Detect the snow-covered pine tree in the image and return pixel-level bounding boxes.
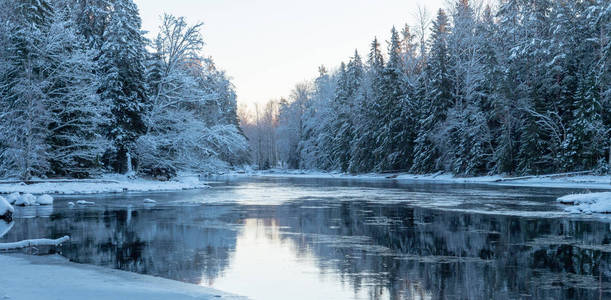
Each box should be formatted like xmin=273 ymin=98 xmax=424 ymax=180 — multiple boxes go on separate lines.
xmin=71 ymin=0 xmax=112 ymax=48
xmin=374 ymin=27 xmax=410 ymax=172
xmin=349 ymin=37 xmax=383 ymax=173
xmin=441 ymin=0 xmax=493 ymax=175
xmin=98 ymin=0 xmax=148 ymax=173
xmin=411 ymin=9 xmax=452 ymax=174
xmin=514 ymin=0 xmax=558 ymax=175
xmin=332 ymin=51 xmax=363 ymax=172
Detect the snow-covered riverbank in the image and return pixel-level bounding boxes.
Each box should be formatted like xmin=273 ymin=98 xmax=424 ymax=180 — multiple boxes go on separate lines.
xmin=226 ymin=169 xmax=611 ymax=190
xmin=557 ymin=192 xmax=611 ymax=214
xmin=0 ymin=174 xmax=210 ymax=195
xmin=0 ymin=254 xmax=243 ymax=300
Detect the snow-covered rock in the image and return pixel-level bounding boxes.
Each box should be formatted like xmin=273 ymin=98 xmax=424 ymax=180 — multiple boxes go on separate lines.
xmin=14 ymin=193 xmax=37 ymax=206
xmin=6 ymin=192 xmax=20 ymax=204
xmin=557 ymin=192 xmax=611 ymax=214
xmin=76 ymin=200 xmax=95 ymax=206
xmin=0 ymin=196 xmax=14 ymax=222
xmin=37 ymin=194 xmax=54 ymax=205
xmin=67 ymin=202 xmax=75 ymax=207
xmin=143 ymin=198 xmax=156 ymax=204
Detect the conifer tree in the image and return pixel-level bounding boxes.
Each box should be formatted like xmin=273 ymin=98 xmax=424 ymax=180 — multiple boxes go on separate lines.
xmin=411 ymin=9 xmax=452 ymax=173
xmin=99 ymin=0 xmax=148 ymax=173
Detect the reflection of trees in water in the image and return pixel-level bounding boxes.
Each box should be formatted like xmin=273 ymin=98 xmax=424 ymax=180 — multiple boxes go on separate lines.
xmin=1 ymin=205 xmax=240 ymax=284
xmin=269 ymin=201 xmax=611 ymax=299
xmin=1 ymin=196 xmax=610 ymax=299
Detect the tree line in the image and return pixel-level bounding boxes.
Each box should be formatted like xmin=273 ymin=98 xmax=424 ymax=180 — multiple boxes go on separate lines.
xmin=243 ymin=0 xmax=610 ymax=176
xmin=0 ymin=0 xmax=248 ymax=180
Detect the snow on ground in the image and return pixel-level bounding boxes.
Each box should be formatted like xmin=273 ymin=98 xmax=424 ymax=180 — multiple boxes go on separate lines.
xmin=557 ymin=192 xmax=611 ymax=214
xmin=0 ymin=254 xmax=244 ymax=300
xmin=226 ymin=169 xmax=611 ymax=190
xmin=0 ymin=173 xmax=210 ymax=195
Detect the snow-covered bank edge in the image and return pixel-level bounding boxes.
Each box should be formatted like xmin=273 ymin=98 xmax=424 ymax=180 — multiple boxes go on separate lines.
xmin=557 ymin=192 xmax=611 ymax=214
xmin=0 ymin=254 xmax=244 ymax=300
xmin=221 ymin=169 xmax=611 ymax=190
xmin=0 ymin=173 xmax=211 ymax=195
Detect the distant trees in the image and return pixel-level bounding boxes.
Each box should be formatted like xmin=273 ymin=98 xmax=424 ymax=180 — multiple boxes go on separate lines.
xmin=247 ymin=0 xmax=610 ymax=175
xmin=0 ymin=0 xmax=247 ymax=180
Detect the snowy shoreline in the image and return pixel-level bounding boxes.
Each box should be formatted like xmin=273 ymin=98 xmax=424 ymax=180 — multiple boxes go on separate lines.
xmin=0 ymin=173 xmax=210 ymax=195
xmin=1 ymin=170 xmax=609 ymax=196
xmin=225 ymin=169 xmax=611 ymax=190
xmin=557 ymin=192 xmax=611 ymax=214
xmin=0 ymin=254 xmax=244 ymax=300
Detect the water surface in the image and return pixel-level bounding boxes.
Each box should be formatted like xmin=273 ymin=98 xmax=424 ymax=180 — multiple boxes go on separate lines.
xmin=2 ymin=177 xmax=610 ymax=299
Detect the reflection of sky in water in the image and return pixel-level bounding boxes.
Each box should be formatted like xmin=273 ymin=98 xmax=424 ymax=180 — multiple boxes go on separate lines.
xmin=205 ymin=218 xmax=389 ymax=300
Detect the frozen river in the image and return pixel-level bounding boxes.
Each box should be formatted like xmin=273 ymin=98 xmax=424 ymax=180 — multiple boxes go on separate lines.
xmin=2 ymin=177 xmax=611 ymax=299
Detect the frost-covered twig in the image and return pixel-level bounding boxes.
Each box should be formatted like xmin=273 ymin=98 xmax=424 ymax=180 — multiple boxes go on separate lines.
xmin=0 ymin=236 xmax=70 ymax=250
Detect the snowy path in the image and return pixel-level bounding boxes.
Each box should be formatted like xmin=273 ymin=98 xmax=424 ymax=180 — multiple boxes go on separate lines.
xmin=0 ymin=254 xmax=244 ymax=300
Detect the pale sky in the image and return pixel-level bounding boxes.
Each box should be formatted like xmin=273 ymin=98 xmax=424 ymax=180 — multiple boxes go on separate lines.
xmin=133 ymin=0 xmax=448 ymax=106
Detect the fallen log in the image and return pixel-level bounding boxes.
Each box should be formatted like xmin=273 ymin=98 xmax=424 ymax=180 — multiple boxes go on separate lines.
xmin=494 ymin=170 xmax=595 ymax=182
xmin=0 ymin=236 xmax=70 ymax=251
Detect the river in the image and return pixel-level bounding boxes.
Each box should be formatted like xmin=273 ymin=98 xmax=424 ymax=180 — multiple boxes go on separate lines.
xmin=2 ymin=177 xmax=610 ymax=299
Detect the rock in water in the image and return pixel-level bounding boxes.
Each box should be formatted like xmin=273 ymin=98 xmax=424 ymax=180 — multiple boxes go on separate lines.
xmin=6 ymin=193 xmax=20 ymax=205
xmin=0 ymin=196 xmax=13 ymax=223
xmin=15 ymin=193 xmax=37 ymax=206
xmin=143 ymin=198 xmax=157 ymax=204
xmin=37 ymin=194 xmax=54 ymax=205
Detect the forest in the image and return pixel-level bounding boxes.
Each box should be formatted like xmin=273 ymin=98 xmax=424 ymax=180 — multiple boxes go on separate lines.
xmin=0 ymin=0 xmax=249 ymax=180
xmin=242 ymin=0 xmax=610 ymax=176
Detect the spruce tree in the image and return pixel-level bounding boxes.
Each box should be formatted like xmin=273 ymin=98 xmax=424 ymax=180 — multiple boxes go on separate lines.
xmin=99 ymin=0 xmax=148 ymax=173
xmin=374 ymin=27 xmax=410 ymax=171
xmin=349 ymin=38 xmax=383 ymax=173
xmin=411 ymin=9 xmax=452 ymax=174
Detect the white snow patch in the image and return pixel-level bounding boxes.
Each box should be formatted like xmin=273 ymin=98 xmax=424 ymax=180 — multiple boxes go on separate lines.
xmin=36 ymin=194 xmax=54 ymax=205
xmin=557 ymin=192 xmax=611 ymax=214
xmin=0 ymin=254 xmax=243 ymax=300
xmin=143 ymin=198 xmax=157 ymax=204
